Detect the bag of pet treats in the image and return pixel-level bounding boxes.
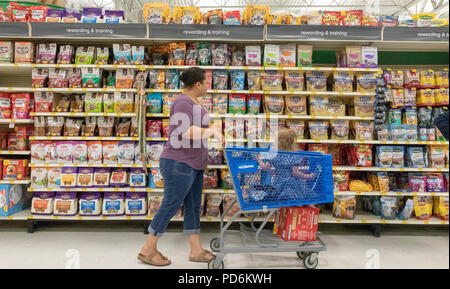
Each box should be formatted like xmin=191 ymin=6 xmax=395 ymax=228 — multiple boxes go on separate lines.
xmin=297 ymin=45 xmax=313 ymax=67
xmin=72 ymin=141 xmax=88 ymax=165
xmin=77 ymin=167 xmax=94 ymax=188
xmin=103 ymin=192 xmax=125 ymax=216
xmin=380 ymin=196 xmax=399 ymax=220
xmin=93 ymin=168 xmax=110 ymax=187
xmin=332 ymin=196 xmax=356 ymax=219
xmin=230 ymin=70 xmax=245 ymax=90
xmin=118 ymin=141 xmax=135 ymax=164
xmin=125 ymin=192 xmax=147 ymax=216
xmin=206 ymin=194 xmax=222 ymax=218
xmin=79 ymin=192 xmax=102 ymax=217
xmin=212 ymin=94 xmax=228 ymax=114
xmin=149 ymin=168 xmax=164 ymax=188
xmin=103 ymin=141 xmax=119 ymax=165
xmin=110 ymin=168 xmax=128 ymax=187
xmin=129 ymin=168 xmax=146 ymax=188
xmin=30 ymin=167 xmax=47 ymax=190
xmin=246 ymin=94 xmax=262 ymax=115
xmin=414 ymin=196 xmax=433 ymax=220
xmin=56 ymin=141 xmax=74 ymax=164
xmin=31 ymin=192 xmax=55 ymax=216
xmin=228 ymin=94 xmax=246 ymax=114
xmin=212 ymin=70 xmax=228 ymax=90
xmin=147 ymin=193 xmax=164 ymax=217
xmin=207 ymin=142 xmax=223 ymax=166
xmin=31 ymin=141 xmax=46 ymax=164
xmin=60 ymin=167 xmax=77 ymax=188
xmin=279 ymin=44 xmax=296 ymax=67
xmin=37 ymin=43 xmax=57 ymax=64
xmin=47 ymin=167 xmax=61 ymax=190
xmin=0 ymin=42 xmax=13 ymax=63
xmin=162 ymin=94 xmax=176 ymax=115
xmin=246 ymin=46 xmax=261 ymax=67
xmin=165 ymin=69 xmax=179 ymax=90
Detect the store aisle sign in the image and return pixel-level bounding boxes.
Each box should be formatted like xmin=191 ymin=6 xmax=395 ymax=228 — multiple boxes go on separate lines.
xmin=266 ymin=25 xmax=382 ymax=41
xmin=0 ymin=23 xmax=29 ymax=37
xmin=29 ymin=23 xmax=147 ymax=38
xmin=383 ymin=27 xmax=449 ymax=42
xmin=149 ymin=24 xmax=264 ymax=40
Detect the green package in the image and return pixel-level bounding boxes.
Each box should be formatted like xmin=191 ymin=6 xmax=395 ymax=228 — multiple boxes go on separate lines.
xmin=75 ymin=47 xmax=95 ymax=65
xmin=197 ymin=42 xmax=211 ymax=66
xmin=85 ymin=93 xmax=103 ymax=113
xmin=103 ymin=93 xmax=115 ymax=113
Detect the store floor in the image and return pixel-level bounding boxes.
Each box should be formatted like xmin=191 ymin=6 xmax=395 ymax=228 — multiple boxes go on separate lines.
xmin=0 ymin=222 xmax=448 ymax=269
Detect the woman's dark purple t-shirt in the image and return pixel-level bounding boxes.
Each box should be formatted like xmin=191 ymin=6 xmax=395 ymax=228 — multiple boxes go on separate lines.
xmin=160 ymin=94 xmax=210 ymax=170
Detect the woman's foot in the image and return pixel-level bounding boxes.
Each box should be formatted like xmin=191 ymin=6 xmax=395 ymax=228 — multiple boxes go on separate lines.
xmin=189 ymin=249 xmax=215 ymax=263
xmin=138 ymin=249 xmax=171 ymax=266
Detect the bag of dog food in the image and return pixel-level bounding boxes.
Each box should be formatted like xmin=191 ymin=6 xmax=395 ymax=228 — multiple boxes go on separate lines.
xmin=103 ymin=192 xmax=125 ymax=216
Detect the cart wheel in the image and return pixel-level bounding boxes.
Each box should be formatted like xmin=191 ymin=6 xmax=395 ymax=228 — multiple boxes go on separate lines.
xmin=296 ymin=251 xmax=308 ymax=260
xmin=303 ymin=254 xmax=319 ymax=269
xmin=208 ymin=257 xmax=224 ymax=269
xmin=210 ymin=238 xmax=221 ymax=253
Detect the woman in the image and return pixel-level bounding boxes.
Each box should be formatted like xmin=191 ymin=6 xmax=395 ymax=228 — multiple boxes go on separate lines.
xmin=138 ymin=67 xmax=225 ymax=266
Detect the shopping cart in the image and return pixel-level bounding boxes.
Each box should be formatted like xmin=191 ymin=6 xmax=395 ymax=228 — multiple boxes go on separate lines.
xmin=208 ymin=146 xmax=334 ymax=269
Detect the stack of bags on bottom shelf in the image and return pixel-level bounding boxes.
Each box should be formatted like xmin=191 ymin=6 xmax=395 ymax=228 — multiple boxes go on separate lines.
xmin=31 ymin=192 xmax=148 ymax=217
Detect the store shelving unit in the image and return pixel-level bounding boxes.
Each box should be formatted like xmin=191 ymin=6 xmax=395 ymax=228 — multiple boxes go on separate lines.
xmin=0 ymin=22 xmax=448 ymax=235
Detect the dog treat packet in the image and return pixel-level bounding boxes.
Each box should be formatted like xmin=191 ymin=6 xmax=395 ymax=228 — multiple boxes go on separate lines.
xmin=93 ymin=168 xmax=110 ymax=187
xmin=82 ymin=7 xmax=102 ymax=23
xmin=103 ymin=192 xmax=125 ymax=216
xmin=331 ymin=120 xmax=349 ymax=140
xmin=149 ymin=168 xmax=164 ymax=188
xmin=82 ymin=117 xmax=96 ymax=137
xmin=279 ymin=44 xmax=296 ymax=67
xmin=228 ymin=94 xmax=246 ymax=114
xmin=64 ymin=118 xmax=83 ymax=136
xmin=82 ymin=68 xmax=101 ymax=88
xmin=32 ymin=68 xmax=48 ymax=88
xmin=78 ymin=192 xmax=102 ymax=217
xmin=230 ymin=70 xmax=245 ymax=90
xmin=285 ymin=95 xmax=306 ymax=115
xmin=37 ymin=43 xmax=57 ymax=64
xmin=207 ymin=142 xmax=223 ymax=166
xmin=118 ymin=141 xmax=134 ymax=164
xmin=94 ymin=47 xmax=108 ymax=64
xmin=0 ymin=42 xmax=13 ymax=63
xmin=147 ymin=142 xmax=164 ymax=165
xmin=212 ymin=94 xmax=228 ymax=114
xmin=30 ymin=167 xmax=47 ymax=190
xmin=77 ymin=168 xmax=94 ymax=188
xmin=162 ymin=94 xmax=176 ymax=115
xmin=46 ymin=116 xmax=63 ymax=136
xmin=60 ymin=167 xmax=77 ymax=188
xmin=309 ymin=121 xmax=329 ymax=140
xmin=103 ymin=141 xmax=119 ymax=165
xmin=14 ymin=42 xmax=34 ymax=63
xmin=245 ymin=46 xmax=261 ymax=67
xmin=116 ymin=69 xmax=134 ymax=89
xmin=34 ymin=117 xmax=46 ymax=136
xmin=46 ymin=167 xmax=61 ymax=189
xmin=61 ymin=9 xmax=82 ymax=23
xmin=67 ymin=68 xmax=82 ymax=88
xmin=87 ymin=141 xmax=103 ymax=164
xmin=165 ymin=69 xmax=179 ymax=89
xmin=75 ymin=47 xmax=95 ymax=64
xmin=56 ymin=141 xmax=74 ymax=164
xmin=44 ymin=141 xmax=57 ymax=164
xmin=114 ymin=92 xmax=134 ymax=113
xmin=57 ymin=45 xmax=74 ymax=64
xmin=206 ymin=194 xmax=222 ymax=217
xmin=53 ymin=192 xmax=78 ymax=216
xmin=48 ymin=68 xmax=68 ymax=88
xmin=264 ymin=95 xmax=284 ymax=114
xmin=168 ymin=42 xmax=186 ymax=65
xmin=247 ymin=94 xmax=262 ymax=115
xmin=72 ymin=141 xmax=88 ymax=165
xmin=31 ymin=141 xmax=46 ymax=164
xmin=113 ymin=44 xmax=132 ymax=65
xmin=297 ymin=45 xmax=313 ymax=67
xmin=101 ymin=93 xmax=114 ymax=113
xmin=84 ymin=93 xmax=102 ymax=113
xmin=130 ymin=169 xmax=146 ymax=188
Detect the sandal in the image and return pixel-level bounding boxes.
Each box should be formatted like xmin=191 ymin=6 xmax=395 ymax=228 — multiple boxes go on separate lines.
xmin=137 ymin=251 xmax=171 ymax=266
xmin=189 ymin=249 xmax=215 ymax=263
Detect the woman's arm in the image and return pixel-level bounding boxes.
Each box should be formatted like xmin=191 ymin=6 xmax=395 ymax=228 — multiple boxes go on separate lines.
xmin=183 ymin=126 xmax=225 ymax=144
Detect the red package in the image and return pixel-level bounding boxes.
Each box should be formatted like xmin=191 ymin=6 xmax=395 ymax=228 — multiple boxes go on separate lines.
xmin=34 ymin=92 xmax=53 ymax=112
xmin=7 ymin=133 xmax=16 ymax=150
xmin=0 ymin=11 xmax=13 ymax=22
xmin=278 ymin=206 xmax=319 ymax=242
xmin=328 ymin=144 xmax=344 ymax=166
xmin=2 ymin=159 xmax=28 ymax=180
xmin=223 ymin=10 xmax=241 ymax=24
xmin=11 ymin=93 xmax=30 ymax=119
xmin=0 ymin=93 xmax=11 ymax=119
xmin=206 ymin=70 xmax=212 ymax=90
xmin=307 ymin=144 xmax=328 ymax=154
xmin=347 ymin=144 xmax=372 ymax=167
xmin=333 ymin=170 xmax=350 ymax=191
xmin=342 ymin=10 xmax=362 ymax=26
xmin=28 ymin=5 xmax=48 ymax=22
xmin=48 ymin=69 xmax=68 ymax=88
xmin=404 ymin=70 xmax=421 ymax=88
xmin=8 ymin=2 xmax=29 ymax=22
xmin=322 ymin=11 xmax=342 ymax=25
xmin=146 ymin=120 xmax=162 ymax=138
xmin=32 ymin=68 xmax=48 ymax=88
xmin=296 ymin=143 xmax=306 ymax=151
xmin=14 ymin=126 xmax=27 ymax=151
xmin=162 ymin=119 xmax=169 ymax=138
xmin=362 ymin=14 xmax=378 ymax=26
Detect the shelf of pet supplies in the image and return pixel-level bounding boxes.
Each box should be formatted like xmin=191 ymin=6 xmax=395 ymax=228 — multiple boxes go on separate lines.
xmin=0 ymin=180 xmax=30 ymax=185
xmin=295 ymin=139 xmax=450 ymax=145
xmin=29 ymin=163 xmax=144 ymax=168
xmin=30 ymin=112 xmax=137 ymax=118
xmin=28 ymin=214 xmax=149 ymax=221
xmin=0 ymin=63 xmax=381 ymax=73
xmin=318 ymin=211 xmax=449 ymax=225
xmin=334 ymin=191 xmax=449 ymax=197
xmin=147 ymin=164 xmax=228 ymax=169
xmin=147 ymin=113 xmax=375 ymax=121
xmin=0 ymin=119 xmax=34 ymax=124
xmin=333 ymin=166 xmax=448 ymax=172
xmin=0 ymin=209 xmax=30 ymax=221
xmin=0 ymin=87 xmax=140 ymax=93
xmin=28 ymin=187 xmax=234 ymax=194
xmin=145 ymin=137 xmax=168 ymax=141
xmin=0 ymin=151 xmax=31 ymax=155
xmin=30 ymin=136 xmax=139 ymax=141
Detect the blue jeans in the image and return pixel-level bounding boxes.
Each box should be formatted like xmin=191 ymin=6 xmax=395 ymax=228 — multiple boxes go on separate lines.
xmin=148 ymin=158 xmax=204 ymax=237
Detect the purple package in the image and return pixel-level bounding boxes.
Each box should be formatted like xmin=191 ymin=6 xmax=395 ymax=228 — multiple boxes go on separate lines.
xmin=130 ymin=168 xmax=146 ymax=187
xmin=426 ymin=174 xmax=446 ymax=192
xmin=79 ymin=192 xmax=102 ymax=216
xmin=32 ymin=192 xmax=55 ymax=216
xmin=61 ymin=167 xmax=78 ymax=188
xmin=94 ymin=167 xmax=111 ymax=187
xmin=103 ymin=192 xmax=125 ymax=216
xmin=62 ymin=9 xmax=82 ymax=23
xmin=82 ymin=8 xmax=103 ymax=23
xmin=56 ymin=141 xmax=74 ymax=164
xmin=104 ymin=10 xmax=125 ymax=23
xmin=110 ymin=168 xmax=128 ymax=187
xmin=77 ymin=167 xmax=94 ymax=188
xmin=125 ymin=191 xmax=147 ymax=216
xmin=383 ymin=70 xmax=393 ymax=86
xmin=54 ymin=192 xmax=78 ymax=216
xmin=362 ymin=46 xmax=377 ymax=68
xmin=409 ymin=174 xmax=426 ymax=192
xmin=46 ymin=9 xmax=62 ymax=22
xmin=444 ymin=173 xmax=449 ymax=191
xmin=58 ymin=45 xmax=74 ymax=64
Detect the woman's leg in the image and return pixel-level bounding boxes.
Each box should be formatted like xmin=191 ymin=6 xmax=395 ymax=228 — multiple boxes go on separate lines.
xmin=140 ymin=159 xmax=196 ymax=260
xmin=182 ymin=170 xmax=214 ymax=261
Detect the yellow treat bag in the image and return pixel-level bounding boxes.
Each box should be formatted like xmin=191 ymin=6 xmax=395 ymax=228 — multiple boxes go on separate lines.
xmin=174 ymin=6 xmax=200 ymax=24
xmin=143 ymin=3 xmax=171 ymax=24
xmin=245 ymin=5 xmax=269 ymax=25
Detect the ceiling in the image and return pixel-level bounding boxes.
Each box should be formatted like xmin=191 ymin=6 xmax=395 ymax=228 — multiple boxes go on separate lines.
xmin=64 ymin=0 xmax=449 ymax=23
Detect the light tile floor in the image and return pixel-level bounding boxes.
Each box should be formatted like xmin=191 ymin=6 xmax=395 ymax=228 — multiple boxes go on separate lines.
xmin=0 ymin=222 xmax=448 ymax=269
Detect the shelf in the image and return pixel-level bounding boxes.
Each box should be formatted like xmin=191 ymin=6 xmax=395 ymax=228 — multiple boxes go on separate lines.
xmin=296 ymin=140 xmax=450 ymax=145
xmin=0 ymin=209 xmax=30 ymax=221
xmin=335 ymin=191 xmax=449 ymax=197
xmin=30 ymin=112 xmax=136 ymax=117
xmin=147 ymin=113 xmax=375 ymax=121
xmin=0 ymin=119 xmax=33 ymax=124
xmin=0 ymin=151 xmax=31 ymax=155
xmin=29 ymin=214 xmax=148 ymax=221
xmin=0 ymin=180 xmax=30 ymax=185
xmin=0 ymin=63 xmax=380 ymax=73
xmin=30 ymin=136 xmax=138 ymax=141
xmin=333 ymin=166 xmax=448 ymax=172
xmin=146 ymin=137 xmax=168 ymax=141
xmin=0 ymin=87 xmax=376 ymax=96
xmin=29 ymin=163 xmax=142 ymax=168
xmin=318 ymin=211 xmax=449 ymax=225
xmin=27 ymin=187 xmax=234 ymax=194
